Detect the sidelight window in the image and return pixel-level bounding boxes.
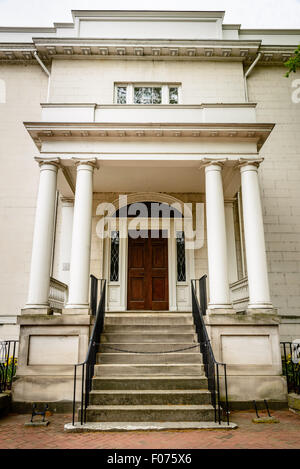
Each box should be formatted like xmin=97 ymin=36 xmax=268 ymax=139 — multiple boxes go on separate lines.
xmin=110 ymin=231 xmax=119 ymax=282
xmin=176 ymin=231 xmax=186 ymax=282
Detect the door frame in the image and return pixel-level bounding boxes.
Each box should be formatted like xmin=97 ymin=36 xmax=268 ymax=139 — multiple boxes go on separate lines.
xmin=103 ymin=216 xmax=195 ymax=311
xmin=127 ymin=229 xmax=169 ymax=310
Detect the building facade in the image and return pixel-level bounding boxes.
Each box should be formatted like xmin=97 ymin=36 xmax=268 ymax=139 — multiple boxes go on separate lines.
xmin=0 ymin=10 xmax=300 ymax=413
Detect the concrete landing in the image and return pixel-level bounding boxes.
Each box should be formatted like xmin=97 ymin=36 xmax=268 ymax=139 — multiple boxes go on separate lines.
xmin=64 ymin=421 xmax=238 ymax=432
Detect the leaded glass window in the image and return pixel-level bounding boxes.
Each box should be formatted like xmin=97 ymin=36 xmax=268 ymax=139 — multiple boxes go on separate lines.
xmin=110 ymin=231 xmax=119 ymax=281
xmin=134 ymin=87 xmax=162 ymax=104
xmin=176 ymin=231 xmax=186 ymax=282
xmin=116 ymin=86 xmax=127 ymax=104
xmin=169 ymin=87 xmax=178 ymax=104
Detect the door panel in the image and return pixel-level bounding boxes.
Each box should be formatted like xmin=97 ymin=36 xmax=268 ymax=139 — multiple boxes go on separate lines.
xmin=127 ymin=230 xmax=168 ymax=310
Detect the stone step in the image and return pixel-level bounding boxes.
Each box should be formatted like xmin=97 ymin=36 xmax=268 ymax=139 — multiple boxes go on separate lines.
xmin=103 ymin=324 xmax=195 ymax=333
xmin=99 ymin=342 xmax=200 ymax=353
xmin=100 ymin=333 xmax=197 ymax=343
xmin=65 ymin=421 xmax=238 ymax=432
xmin=91 ymin=376 xmax=208 ymax=390
xmin=96 ymin=352 xmax=202 ymax=364
xmin=93 ymin=364 xmax=205 ymax=376
xmin=104 ymin=313 xmax=193 ymax=325
xmin=84 ymin=404 xmax=215 ymax=422
xmin=108 ymin=311 xmax=192 ymax=314
xmin=89 ymin=389 xmax=211 ymax=406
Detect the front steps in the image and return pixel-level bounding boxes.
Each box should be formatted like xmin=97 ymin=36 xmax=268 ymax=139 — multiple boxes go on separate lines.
xmin=66 ymin=312 xmax=236 ymax=431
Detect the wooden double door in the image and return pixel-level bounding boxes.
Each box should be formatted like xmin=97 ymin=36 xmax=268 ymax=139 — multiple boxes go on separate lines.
xmin=127 ymin=230 xmax=169 ymax=310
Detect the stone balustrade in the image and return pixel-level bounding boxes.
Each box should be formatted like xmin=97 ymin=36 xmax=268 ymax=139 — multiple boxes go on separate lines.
xmin=230 ymin=277 xmax=249 ymax=312
xmin=49 ymin=277 xmax=68 ymax=311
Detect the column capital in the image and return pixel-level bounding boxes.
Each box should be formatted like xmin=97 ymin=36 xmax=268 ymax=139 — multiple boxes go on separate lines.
xmin=71 ymin=157 xmax=99 ymax=170
xmin=34 ymin=157 xmax=60 ymax=169
xmin=200 ymin=158 xmax=227 ymax=172
xmin=238 ymin=157 xmax=264 ymax=171
xmin=60 ymin=196 xmax=74 ymax=206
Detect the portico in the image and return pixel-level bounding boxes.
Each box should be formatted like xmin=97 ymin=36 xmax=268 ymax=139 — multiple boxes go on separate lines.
xmin=22 ymin=156 xmax=272 ymax=316
xmin=12 ymin=86 xmax=287 ymax=410
xmin=21 ymin=100 xmax=275 ymax=316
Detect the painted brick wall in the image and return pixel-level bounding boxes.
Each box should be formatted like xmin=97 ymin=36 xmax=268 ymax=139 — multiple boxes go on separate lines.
xmin=0 ymin=64 xmax=47 ymax=319
xmin=49 ymin=59 xmax=245 ymax=104
xmin=248 ymin=65 xmax=300 ymax=329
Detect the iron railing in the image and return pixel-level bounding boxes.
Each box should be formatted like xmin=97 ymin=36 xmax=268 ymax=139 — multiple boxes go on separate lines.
xmin=191 ymin=276 xmax=229 ymax=425
xmin=72 ymin=277 xmax=106 ymax=425
xmin=281 ymin=341 xmax=300 ymax=394
xmin=90 ymin=275 xmax=105 ymax=317
xmin=0 ymin=340 xmax=18 ymax=392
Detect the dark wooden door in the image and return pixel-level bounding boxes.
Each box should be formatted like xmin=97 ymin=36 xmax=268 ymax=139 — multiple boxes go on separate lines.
xmin=127 ymin=230 xmax=169 ymax=310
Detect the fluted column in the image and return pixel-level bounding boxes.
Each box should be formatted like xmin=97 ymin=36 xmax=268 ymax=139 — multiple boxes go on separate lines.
xmin=205 ymin=161 xmax=232 ymax=310
xmin=65 ymin=160 xmax=96 ymax=313
xmin=240 ymin=160 xmax=272 ymax=309
xmin=25 ymin=158 xmax=59 ymax=312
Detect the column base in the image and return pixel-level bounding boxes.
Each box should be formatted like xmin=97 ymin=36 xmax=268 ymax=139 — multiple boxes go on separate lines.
xmin=248 ymin=303 xmax=274 ymax=310
xmin=63 ymin=305 xmax=90 ymax=315
xmin=207 ymin=304 xmax=233 ymax=314
xmin=246 ymin=305 xmax=277 ymax=316
xmin=21 ymin=305 xmax=52 ymax=315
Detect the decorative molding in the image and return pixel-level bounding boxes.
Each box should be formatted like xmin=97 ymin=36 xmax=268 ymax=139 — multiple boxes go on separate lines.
xmin=60 ymin=196 xmax=74 ymax=205
xmin=199 ymin=157 xmax=228 ymax=169
xmin=71 ymin=157 xmax=99 ymax=169
xmin=34 ymin=156 xmax=60 ymax=168
xmin=0 ymin=39 xmax=262 ymax=63
xmin=25 ymin=122 xmax=274 ymax=152
xmin=238 ymin=157 xmax=264 ymax=168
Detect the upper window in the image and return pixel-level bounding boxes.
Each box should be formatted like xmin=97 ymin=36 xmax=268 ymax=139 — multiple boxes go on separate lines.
xmin=115 ymin=84 xmax=180 ymax=105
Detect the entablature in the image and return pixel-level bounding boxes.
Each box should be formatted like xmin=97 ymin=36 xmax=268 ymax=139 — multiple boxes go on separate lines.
xmin=24 ymin=121 xmax=274 ymax=153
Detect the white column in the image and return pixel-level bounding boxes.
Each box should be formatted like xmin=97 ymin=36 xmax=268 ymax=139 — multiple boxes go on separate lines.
xmin=65 ymin=160 xmax=95 ymax=312
xmin=224 ymin=201 xmax=238 ymax=284
xmin=59 ymin=197 xmax=74 ymax=284
xmin=205 ymin=162 xmax=232 ymax=309
xmin=25 ymin=158 xmax=59 ymax=311
xmin=240 ymin=162 xmax=272 ymax=309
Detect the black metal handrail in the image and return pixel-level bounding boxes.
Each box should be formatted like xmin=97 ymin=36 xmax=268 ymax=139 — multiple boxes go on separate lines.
xmin=191 ymin=276 xmax=229 ymax=425
xmin=0 ymin=340 xmax=18 ymax=393
xmin=281 ymin=341 xmax=300 ymax=395
xmin=72 ymin=277 xmax=106 ymax=425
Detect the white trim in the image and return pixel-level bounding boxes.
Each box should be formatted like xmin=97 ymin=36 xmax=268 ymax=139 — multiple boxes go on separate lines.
xmin=114 ymin=83 xmax=181 ymax=105
xmin=101 ymin=193 xmax=198 ymax=312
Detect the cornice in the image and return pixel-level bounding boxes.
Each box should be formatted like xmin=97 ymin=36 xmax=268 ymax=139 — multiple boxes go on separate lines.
xmin=257 ymin=45 xmax=298 ymax=64
xmin=71 ymin=10 xmax=226 ymax=19
xmin=240 ymin=28 xmax=300 ymax=35
xmin=40 ymin=102 xmax=257 ymax=110
xmin=0 ymin=39 xmax=295 ymax=64
xmin=24 ymin=121 xmax=275 ymax=152
xmin=24 ymin=38 xmax=259 ymax=63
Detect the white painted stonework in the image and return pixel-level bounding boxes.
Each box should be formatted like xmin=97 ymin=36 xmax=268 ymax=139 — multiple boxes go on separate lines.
xmin=1 ymin=9 xmax=299 ymax=407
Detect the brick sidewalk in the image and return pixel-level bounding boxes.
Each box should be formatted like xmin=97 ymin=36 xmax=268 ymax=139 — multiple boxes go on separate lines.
xmin=0 ymin=410 xmax=299 ymax=449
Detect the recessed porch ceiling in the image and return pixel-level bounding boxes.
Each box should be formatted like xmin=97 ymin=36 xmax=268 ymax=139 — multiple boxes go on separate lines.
xmin=58 ymin=157 xmax=241 ymax=198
